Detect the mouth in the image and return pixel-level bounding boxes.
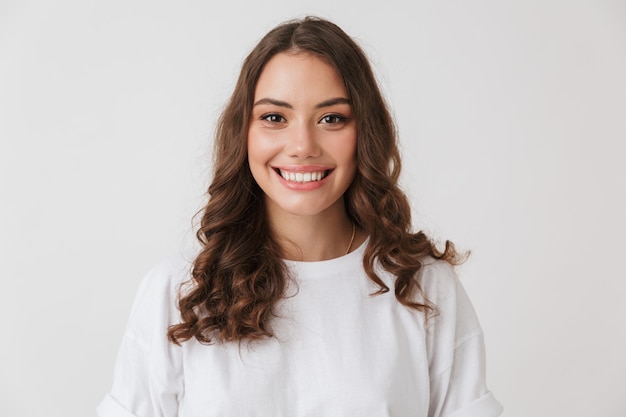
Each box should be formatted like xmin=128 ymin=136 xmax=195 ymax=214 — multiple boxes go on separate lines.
xmin=273 ymin=168 xmax=332 ymax=183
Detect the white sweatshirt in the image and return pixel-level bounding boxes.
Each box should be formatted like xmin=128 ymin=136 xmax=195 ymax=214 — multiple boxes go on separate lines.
xmin=98 ymin=240 xmax=502 ymax=417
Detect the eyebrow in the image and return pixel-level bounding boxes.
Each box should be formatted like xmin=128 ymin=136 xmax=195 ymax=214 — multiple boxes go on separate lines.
xmin=252 ymin=97 xmax=351 ymax=109
xmin=315 ymin=97 xmax=351 ymax=109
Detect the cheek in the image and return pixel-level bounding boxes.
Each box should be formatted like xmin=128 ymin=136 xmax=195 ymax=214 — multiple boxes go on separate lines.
xmin=335 ymin=131 xmax=358 ymax=165
xmin=247 ymin=130 xmax=267 ymax=165
xmin=248 ymin=129 xmax=280 ymax=162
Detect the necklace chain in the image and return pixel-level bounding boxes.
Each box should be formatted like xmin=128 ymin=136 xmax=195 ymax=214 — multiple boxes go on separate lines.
xmin=344 ymin=222 xmax=356 ymax=255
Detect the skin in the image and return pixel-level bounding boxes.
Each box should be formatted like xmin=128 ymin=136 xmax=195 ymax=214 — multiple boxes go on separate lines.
xmin=247 ymin=52 xmax=364 ymax=261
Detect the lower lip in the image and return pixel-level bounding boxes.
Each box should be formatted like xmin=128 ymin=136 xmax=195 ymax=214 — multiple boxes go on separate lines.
xmin=275 ymin=171 xmax=331 ymax=191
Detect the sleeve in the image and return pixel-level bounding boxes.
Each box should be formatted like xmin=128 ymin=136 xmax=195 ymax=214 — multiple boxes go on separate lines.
xmin=97 ymin=258 xmax=189 ymax=417
xmin=420 ymin=262 xmax=503 ymax=417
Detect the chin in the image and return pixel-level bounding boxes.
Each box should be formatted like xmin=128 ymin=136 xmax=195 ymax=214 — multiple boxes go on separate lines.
xmin=266 ymin=195 xmax=345 ymax=219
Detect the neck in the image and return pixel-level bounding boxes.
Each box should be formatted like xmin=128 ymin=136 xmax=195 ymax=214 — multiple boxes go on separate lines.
xmin=266 ymin=201 xmax=355 ymax=262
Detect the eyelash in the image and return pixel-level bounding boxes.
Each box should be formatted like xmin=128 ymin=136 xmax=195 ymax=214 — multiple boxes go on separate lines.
xmin=320 ymin=114 xmax=348 ymax=124
xmin=259 ymin=113 xmax=348 ymax=124
xmin=260 ymin=113 xmax=286 ymax=123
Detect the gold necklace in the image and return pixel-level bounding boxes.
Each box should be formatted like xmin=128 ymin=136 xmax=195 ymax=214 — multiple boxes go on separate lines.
xmin=345 ymin=222 xmax=356 ymax=255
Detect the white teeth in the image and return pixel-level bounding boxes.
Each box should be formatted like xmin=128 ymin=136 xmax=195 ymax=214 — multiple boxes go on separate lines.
xmin=279 ymin=170 xmax=327 ymax=183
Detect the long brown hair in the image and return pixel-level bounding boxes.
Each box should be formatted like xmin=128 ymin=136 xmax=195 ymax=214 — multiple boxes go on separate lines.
xmin=168 ymin=16 xmax=459 ymax=345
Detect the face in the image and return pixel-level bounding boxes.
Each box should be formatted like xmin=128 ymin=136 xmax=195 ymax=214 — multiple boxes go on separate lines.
xmin=247 ymin=52 xmax=357 ymax=221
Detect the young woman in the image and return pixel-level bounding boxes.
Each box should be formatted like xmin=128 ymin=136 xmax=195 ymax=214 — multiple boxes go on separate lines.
xmin=98 ymin=16 xmax=502 ymax=417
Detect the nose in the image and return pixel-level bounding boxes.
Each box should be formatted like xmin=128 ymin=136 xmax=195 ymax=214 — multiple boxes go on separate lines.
xmin=285 ymin=122 xmax=321 ymax=159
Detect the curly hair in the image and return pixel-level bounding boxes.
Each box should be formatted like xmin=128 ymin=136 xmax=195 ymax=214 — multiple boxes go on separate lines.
xmin=167 ymin=16 xmax=459 ymax=345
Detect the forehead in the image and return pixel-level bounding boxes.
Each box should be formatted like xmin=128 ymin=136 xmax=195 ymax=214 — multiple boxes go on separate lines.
xmin=254 ymin=52 xmax=348 ymax=101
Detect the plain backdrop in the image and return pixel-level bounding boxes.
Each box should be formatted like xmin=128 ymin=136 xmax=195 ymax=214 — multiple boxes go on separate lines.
xmin=1 ymin=0 xmax=625 ymax=416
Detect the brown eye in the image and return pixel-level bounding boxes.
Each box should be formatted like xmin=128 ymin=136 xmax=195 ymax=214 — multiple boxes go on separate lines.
xmin=320 ymin=114 xmax=347 ymax=124
xmin=261 ymin=114 xmax=286 ymax=123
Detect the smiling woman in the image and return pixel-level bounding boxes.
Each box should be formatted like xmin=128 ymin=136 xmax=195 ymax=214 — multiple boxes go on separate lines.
xmin=248 ymin=52 xmax=359 ymax=257
xmin=98 ymin=16 xmax=503 ymax=417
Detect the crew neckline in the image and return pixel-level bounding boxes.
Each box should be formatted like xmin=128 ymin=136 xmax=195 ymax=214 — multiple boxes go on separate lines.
xmin=282 ymin=238 xmax=368 ymax=279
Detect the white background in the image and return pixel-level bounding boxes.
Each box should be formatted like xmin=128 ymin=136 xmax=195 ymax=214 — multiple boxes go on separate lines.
xmin=1 ymin=1 xmax=625 ymax=416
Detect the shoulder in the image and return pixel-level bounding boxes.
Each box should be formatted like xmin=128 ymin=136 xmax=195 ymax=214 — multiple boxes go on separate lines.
xmin=126 ymin=254 xmax=193 ymax=329
xmin=140 ymin=254 xmax=193 ymax=291
xmin=415 ymin=257 xmax=460 ymax=304
xmin=416 ymin=257 xmax=482 ymax=334
xmin=416 ymin=257 xmax=484 ymax=345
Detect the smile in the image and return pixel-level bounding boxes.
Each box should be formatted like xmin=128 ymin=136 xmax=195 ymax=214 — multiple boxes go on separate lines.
xmin=275 ymin=168 xmax=331 ymax=183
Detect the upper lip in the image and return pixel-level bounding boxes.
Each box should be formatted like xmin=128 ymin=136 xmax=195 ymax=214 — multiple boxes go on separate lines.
xmin=272 ymin=165 xmax=333 ymax=172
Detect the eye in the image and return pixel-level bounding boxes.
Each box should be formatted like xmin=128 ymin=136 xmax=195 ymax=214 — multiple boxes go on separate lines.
xmin=320 ymin=114 xmax=347 ymax=124
xmin=260 ymin=113 xmax=286 ymax=123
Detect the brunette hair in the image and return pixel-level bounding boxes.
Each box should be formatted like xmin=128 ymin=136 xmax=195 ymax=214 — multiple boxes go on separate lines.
xmin=167 ymin=16 xmax=459 ymax=345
